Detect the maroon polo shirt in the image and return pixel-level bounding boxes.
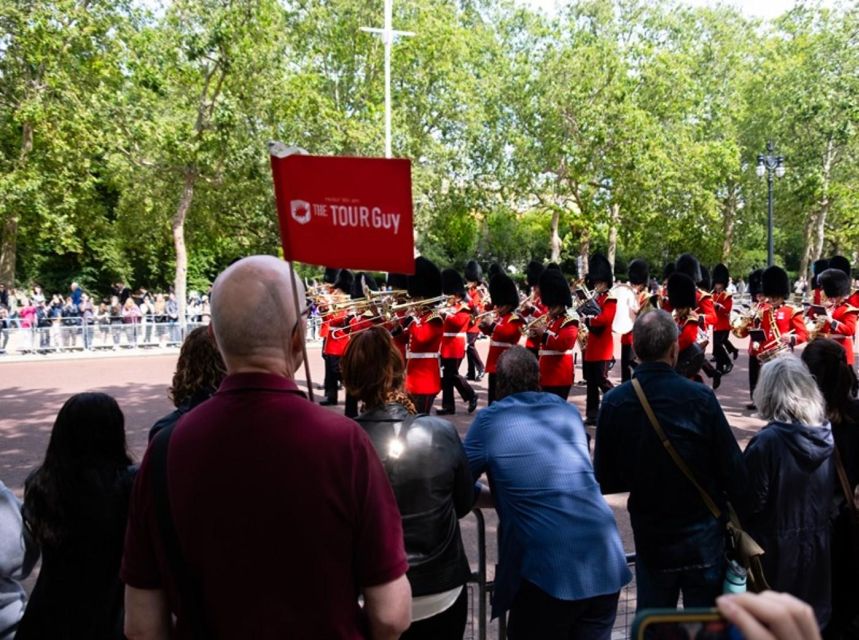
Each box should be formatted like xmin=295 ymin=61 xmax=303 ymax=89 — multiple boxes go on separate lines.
xmin=121 ymin=372 xmax=408 ymax=638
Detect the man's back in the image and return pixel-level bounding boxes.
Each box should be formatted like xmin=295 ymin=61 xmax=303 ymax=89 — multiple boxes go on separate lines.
xmin=122 ymin=372 xmax=407 ymax=638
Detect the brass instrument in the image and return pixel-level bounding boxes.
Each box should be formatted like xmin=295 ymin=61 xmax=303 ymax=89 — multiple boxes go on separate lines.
xmin=577 ymin=322 xmax=589 ymax=352
xmin=575 ymin=287 xmax=602 ymax=318
xmin=805 ymin=311 xmax=830 ymax=341
xmin=730 ymin=304 xmax=759 ymax=338
xmin=757 ymin=303 xmax=790 ymax=363
xmin=389 ymin=295 xmax=447 ymax=313
xmin=523 ymin=313 xmax=549 ymax=336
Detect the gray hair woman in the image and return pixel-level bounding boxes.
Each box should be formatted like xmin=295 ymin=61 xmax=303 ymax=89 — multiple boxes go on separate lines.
xmin=745 ymin=355 xmax=835 ymax=627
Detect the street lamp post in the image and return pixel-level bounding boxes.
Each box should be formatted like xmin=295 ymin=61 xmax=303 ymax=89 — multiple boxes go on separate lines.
xmin=756 ymin=141 xmax=786 ymax=267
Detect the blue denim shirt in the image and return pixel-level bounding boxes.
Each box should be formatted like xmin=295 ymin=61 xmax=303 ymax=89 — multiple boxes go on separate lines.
xmin=594 ymin=362 xmax=750 ymax=571
xmin=464 ymin=391 xmax=631 ymax=617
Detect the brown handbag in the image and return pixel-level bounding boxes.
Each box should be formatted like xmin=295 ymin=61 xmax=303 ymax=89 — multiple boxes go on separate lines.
xmin=631 ymin=377 xmax=771 ymax=592
xmin=833 ymin=446 xmax=859 ymax=569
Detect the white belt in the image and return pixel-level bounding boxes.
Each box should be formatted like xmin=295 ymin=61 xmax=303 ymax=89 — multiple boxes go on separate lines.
xmin=490 ymin=341 xmax=515 ymax=348
xmin=443 ymin=332 xmax=465 ymax=338
xmin=406 ymin=352 xmax=440 ymax=359
xmin=539 ymin=349 xmax=574 ymax=357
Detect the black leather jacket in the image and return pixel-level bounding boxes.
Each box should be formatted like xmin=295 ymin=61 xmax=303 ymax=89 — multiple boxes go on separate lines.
xmin=355 ymin=403 xmax=474 ymax=597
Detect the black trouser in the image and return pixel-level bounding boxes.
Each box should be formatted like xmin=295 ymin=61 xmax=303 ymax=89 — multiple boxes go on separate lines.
xmin=401 ymin=586 xmax=468 ymax=640
xmin=542 ymin=385 xmax=571 ymax=401
xmin=323 ymin=354 xmax=341 ymax=402
xmin=620 ymin=343 xmax=635 ymax=382
xmin=466 ymin=333 xmax=484 ymax=378
xmin=488 ymin=373 xmax=497 ymax=405
xmin=410 ymin=394 xmax=436 ymax=414
xmin=748 ymin=354 xmax=760 ymax=402
xmin=441 ymin=357 xmax=475 ymax=411
xmin=713 ymin=330 xmax=731 ymax=371
xmin=583 ymin=360 xmax=612 ymax=420
xmin=345 ymin=393 xmax=358 ymax=418
xmin=507 ymin=581 xmax=620 ymax=640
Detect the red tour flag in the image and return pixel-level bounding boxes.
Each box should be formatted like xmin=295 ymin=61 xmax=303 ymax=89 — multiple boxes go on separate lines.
xmin=270 ymin=149 xmax=415 ymax=274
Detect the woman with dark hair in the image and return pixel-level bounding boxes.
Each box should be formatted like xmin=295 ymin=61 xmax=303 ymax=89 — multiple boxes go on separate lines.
xmin=148 ymin=325 xmax=226 ymax=442
xmin=802 ymin=339 xmax=859 ymax=638
xmin=341 ymin=327 xmax=474 ymax=640
xmin=17 ymin=393 xmax=135 ymax=639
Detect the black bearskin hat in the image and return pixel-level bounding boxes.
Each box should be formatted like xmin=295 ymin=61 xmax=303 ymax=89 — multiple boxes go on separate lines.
xmin=762 ymin=266 xmax=789 ymax=298
xmin=539 ymin=268 xmax=572 ymax=309
xmin=712 ymin=263 xmax=730 ymax=287
xmin=489 ymin=273 xmax=519 ymax=308
xmin=812 ymin=259 xmax=829 ymax=290
xmin=465 ymin=260 xmax=483 ymax=283
xmin=488 ymin=262 xmax=502 ymax=281
xmin=698 ymin=265 xmax=711 ymax=291
xmin=667 ymin=273 xmax=697 ymax=309
xmin=526 ymin=260 xmax=545 ymax=288
xmin=333 ymin=269 xmax=353 ymax=294
xmin=819 ymin=268 xmax=851 ymax=299
xmin=829 ymin=255 xmax=852 ymax=277
xmin=748 ymin=269 xmax=764 ymax=298
xmin=588 ymin=253 xmax=613 ymax=288
xmin=662 ymin=262 xmax=675 ymax=282
xmin=675 ymin=254 xmax=702 ymax=284
xmin=441 ymin=269 xmax=466 ymax=297
xmin=407 ymin=257 xmax=442 ymax=299
xmin=350 ymin=272 xmax=378 ymax=300
xmin=386 ymin=272 xmax=409 ymax=290
xmin=546 ymin=262 xmax=561 ymax=272
xmin=628 ymin=259 xmax=649 ymax=286
xmin=323 ymin=267 xmax=338 ymax=285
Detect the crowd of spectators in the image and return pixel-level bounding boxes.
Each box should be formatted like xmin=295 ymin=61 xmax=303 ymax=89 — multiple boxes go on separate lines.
xmin=0 ymin=258 xmax=855 ymax=640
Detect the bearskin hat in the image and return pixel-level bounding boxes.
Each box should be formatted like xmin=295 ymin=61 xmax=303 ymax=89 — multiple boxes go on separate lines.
xmin=323 ymin=267 xmax=338 ymax=285
xmin=526 ymin=260 xmax=545 ymax=288
xmin=350 ymin=272 xmax=379 ymax=300
xmin=488 ymin=262 xmax=502 ymax=281
xmin=386 ymin=272 xmax=409 ymax=290
xmin=829 ymin=255 xmax=852 ymax=277
xmin=627 ymin=259 xmax=649 ymax=286
xmin=762 ymin=266 xmax=789 ymax=298
xmin=675 ymin=254 xmax=702 ymax=284
xmin=539 ymin=268 xmax=572 ymax=309
xmin=698 ymin=265 xmax=711 ymax=291
xmin=819 ymin=268 xmax=851 ymax=299
xmin=489 ymin=273 xmax=519 ymax=308
xmin=588 ymin=253 xmax=613 ymax=288
xmin=712 ymin=263 xmax=730 ymax=287
xmin=667 ymin=273 xmax=697 ymax=309
xmin=441 ymin=268 xmax=466 ymax=297
xmin=407 ymin=257 xmax=442 ymax=299
xmin=333 ymin=269 xmax=353 ymax=294
xmin=465 ymin=260 xmax=483 ymax=283
xmin=748 ymin=269 xmax=764 ymax=298
xmin=546 ymin=262 xmax=561 ymax=272
xmin=812 ymin=259 xmax=829 ymax=290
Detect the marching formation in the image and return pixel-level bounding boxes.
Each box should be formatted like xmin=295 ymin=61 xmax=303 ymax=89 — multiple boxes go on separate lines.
xmin=310 ymin=252 xmax=859 ymax=420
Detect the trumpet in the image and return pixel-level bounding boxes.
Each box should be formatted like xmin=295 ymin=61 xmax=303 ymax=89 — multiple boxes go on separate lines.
xmin=389 ymin=295 xmax=447 ymax=313
xmin=730 ymin=304 xmax=759 ymax=338
xmin=575 ymin=287 xmax=601 ymax=318
xmin=522 ymin=313 xmax=549 ymax=336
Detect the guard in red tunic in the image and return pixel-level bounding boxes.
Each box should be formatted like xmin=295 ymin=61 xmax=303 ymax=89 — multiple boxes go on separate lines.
xmin=340 ymin=272 xmax=381 ymax=418
xmin=759 ymin=266 xmax=807 ymax=360
xmin=815 ymin=268 xmax=859 ymax=367
xmin=711 ymin=263 xmax=738 ymax=373
xmin=401 ymin=257 xmax=444 ymax=414
xmin=522 ymin=261 xmax=547 ymax=359
xmin=620 ymin=259 xmax=650 ymax=382
xmin=437 ymin=269 xmax=477 ymax=415
xmin=582 ymin=253 xmax=616 ymax=425
xmin=479 ymin=271 xmax=524 ymax=404
xmin=659 ymin=263 xmax=675 ymax=312
xmin=530 ymin=267 xmax=578 ymax=400
xmin=320 ymin=269 xmax=353 ymax=407
xmin=668 ymin=273 xmax=705 ymax=382
xmin=829 ymin=255 xmax=859 ymax=309
xmin=812 ymin=259 xmax=829 ymax=306
xmin=676 ymin=254 xmax=721 ymax=388
xmin=464 ymin=260 xmax=486 ymax=381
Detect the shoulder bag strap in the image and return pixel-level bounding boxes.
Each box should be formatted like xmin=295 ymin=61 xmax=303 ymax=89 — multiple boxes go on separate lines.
xmin=631 ymin=377 xmax=722 ymax=520
xmin=834 ymin=445 xmax=858 ymax=516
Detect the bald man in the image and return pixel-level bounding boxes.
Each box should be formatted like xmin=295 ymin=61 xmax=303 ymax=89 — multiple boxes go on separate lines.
xmin=122 ymin=256 xmax=411 ymax=640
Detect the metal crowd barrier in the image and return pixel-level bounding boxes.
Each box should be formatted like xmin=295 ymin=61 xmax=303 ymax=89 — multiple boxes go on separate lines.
xmin=466 ymin=509 xmax=637 ymax=640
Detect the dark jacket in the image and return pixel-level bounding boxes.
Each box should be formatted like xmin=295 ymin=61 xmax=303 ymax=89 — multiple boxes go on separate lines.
xmin=148 ymin=388 xmax=216 ymax=443
xmin=744 ymin=420 xmax=835 ymax=627
xmin=594 ymin=362 xmax=750 ymax=570
xmin=355 ymin=403 xmax=473 ymax=597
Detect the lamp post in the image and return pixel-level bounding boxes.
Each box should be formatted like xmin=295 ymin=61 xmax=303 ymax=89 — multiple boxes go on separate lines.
xmin=756 ymin=141 xmax=786 ymax=267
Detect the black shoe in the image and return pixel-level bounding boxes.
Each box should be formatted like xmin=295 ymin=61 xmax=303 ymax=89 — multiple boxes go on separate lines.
xmin=436 ymin=408 xmax=455 ymax=416
xmin=721 ymin=362 xmax=734 ymax=375
xmin=319 ymin=398 xmax=338 ymax=406
xmin=746 ymin=402 xmax=756 ymax=410
xmin=712 ymin=371 xmax=721 ymax=391
xmin=475 ymin=371 xmax=485 ymax=382
xmin=468 ymin=396 xmax=478 ymax=414
xmin=466 ymin=375 xmax=476 ymax=381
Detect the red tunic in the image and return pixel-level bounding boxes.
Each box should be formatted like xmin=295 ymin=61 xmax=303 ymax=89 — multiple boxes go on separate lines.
xmin=818 ymin=303 xmax=859 ymax=366
xmin=813 ymin=289 xmax=822 ymax=305
xmin=322 ymin=311 xmax=350 ymax=357
xmin=584 ymin=294 xmax=616 ymax=362
xmin=466 ymin=285 xmax=485 ymax=335
xmin=405 ymin=311 xmax=444 ymax=395
xmin=712 ymin=291 xmax=733 ymax=332
xmin=849 ymin=291 xmax=859 ymax=309
xmin=523 ymin=296 xmax=548 ymax=352
xmin=481 ymin=312 xmax=524 ymax=373
xmin=440 ymin=305 xmax=471 ymax=360
xmin=660 ymin=286 xmax=672 ymax=312
xmin=539 ymin=315 xmax=577 ymax=387
xmin=675 ymin=311 xmax=700 ymax=351
xmin=695 ymin=290 xmax=717 ymax=328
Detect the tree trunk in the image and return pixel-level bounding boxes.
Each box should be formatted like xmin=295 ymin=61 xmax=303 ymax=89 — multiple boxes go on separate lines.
xmin=799 ymin=208 xmax=817 ymax=282
xmin=173 ymin=170 xmax=196 ymax=338
xmin=579 ymin=228 xmax=590 ymax=280
xmin=607 ymin=202 xmax=620 ymax=270
xmin=799 ymin=137 xmax=835 ymax=280
xmin=550 ymin=208 xmax=561 ymax=262
xmin=1 ymin=122 xmax=35 ymax=285
xmin=721 ymin=187 xmax=737 ymax=262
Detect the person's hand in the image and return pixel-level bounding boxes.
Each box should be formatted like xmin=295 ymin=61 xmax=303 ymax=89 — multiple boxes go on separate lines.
xmin=716 ymin=591 xmax=820 ymax=640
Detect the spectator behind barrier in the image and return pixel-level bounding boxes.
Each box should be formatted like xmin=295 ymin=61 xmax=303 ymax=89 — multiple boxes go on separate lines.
xmin=122 ymin=255 xmax=411 ymax=639
xmin=148 ymin=326 xmax=226 ymax=443
xmin=17 ymin=393 xmax=136 ymax=639
xmin=342 ymin=326 xmax=474 ymax=640
xmin=745 ymin=355 xmax=835 ymax=627
xmin=464 ymin=345 xmax=631 ymax=639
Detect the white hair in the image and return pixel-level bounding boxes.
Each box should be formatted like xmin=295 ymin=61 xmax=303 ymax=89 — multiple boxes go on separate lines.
xmin=753 ymin=355 xmax=826 ymax=426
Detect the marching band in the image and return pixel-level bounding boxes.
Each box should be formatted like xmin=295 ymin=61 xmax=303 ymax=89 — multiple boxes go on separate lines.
xmin=309 ymin=252 xmax=859 ymax=417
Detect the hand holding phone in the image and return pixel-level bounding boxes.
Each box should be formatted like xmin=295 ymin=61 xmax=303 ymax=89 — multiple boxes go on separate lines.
xmin=716 ymin=591 xmax=820 ymax=640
